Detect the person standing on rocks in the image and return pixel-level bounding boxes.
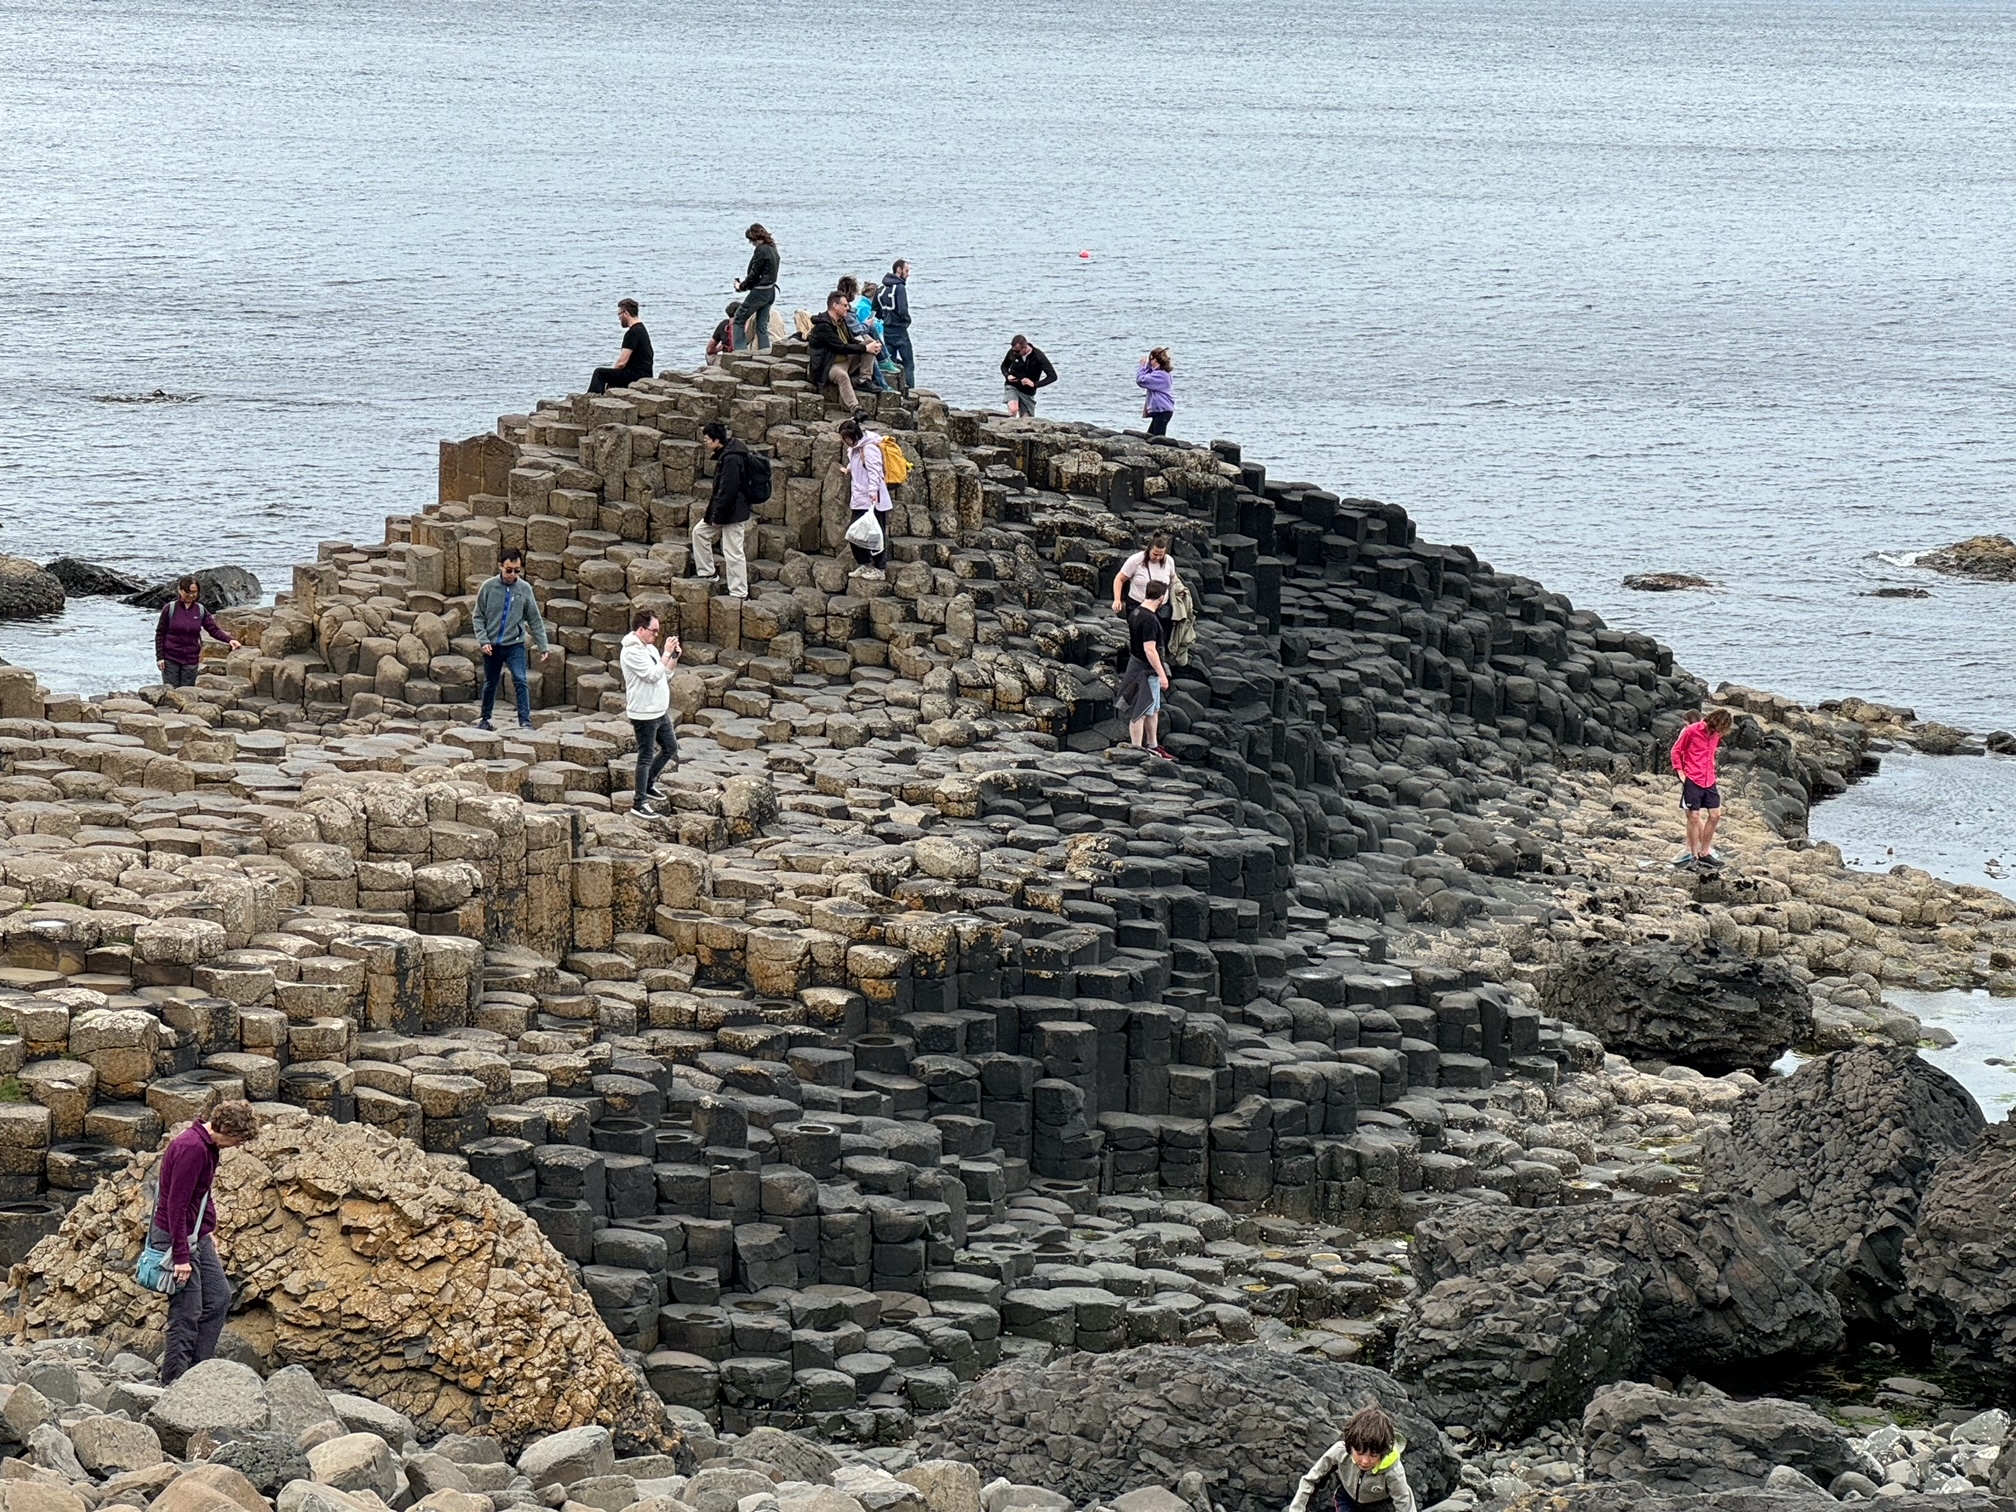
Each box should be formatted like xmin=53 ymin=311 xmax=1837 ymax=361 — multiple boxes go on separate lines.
xmin=1112 ymin=533 xmax=1180 ymax=637
xmin=1136 ymin=347 xmax=1176 ymax=435
xmin=151 ymin=1100 xmax=259 ymax=1385
xmin=154 ymin=575 xmax=241 ymax=688
xmin=876 ymin=260 xmax=914 ymax=396
xmin=1286 ymin=1405 xmax=1418 ymax=1512
xmin=1671 ymin=706 xmax=1735 ymax=869
xmin=588 ymin=299 xmax=653 ymax=394
xmin=838 ymin=417 xmax=893 ymax=575
xmin=810 ymin=292 xmax=880 ymax=416
xmin=732 ymin=223 xmax=780 ymax=353
xmin=1118 ymin=579 xmax=1173 ymax=757
xmin=475 ymin=548 xmax=551 ymax=732
xmin=694 ymin=421 xmax=754 ymax=599
xmin=620 ymin=608 xmax=680 ymax=815
xmin=1001 ymin=334 xmax=1056 ymax=417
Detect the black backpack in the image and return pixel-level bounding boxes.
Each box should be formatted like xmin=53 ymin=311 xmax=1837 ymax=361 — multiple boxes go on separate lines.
xmin=742 ymin=448 xmax=773 ymax=504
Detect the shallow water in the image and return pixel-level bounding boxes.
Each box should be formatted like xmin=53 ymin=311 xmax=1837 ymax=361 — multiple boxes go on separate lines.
xmin=2 ymin=0 xmax=2015 ymax=716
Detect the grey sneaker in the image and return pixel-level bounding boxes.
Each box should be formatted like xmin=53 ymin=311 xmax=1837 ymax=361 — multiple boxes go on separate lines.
xmin=1671 ymin=853 xmax=1698 ymax=870
xmin=1698 ymin=852 xmax=1726 ymax=871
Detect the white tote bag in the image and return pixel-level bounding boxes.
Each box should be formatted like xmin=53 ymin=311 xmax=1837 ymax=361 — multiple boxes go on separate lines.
xmin=844 ymin=509 xmax=885 ymax=552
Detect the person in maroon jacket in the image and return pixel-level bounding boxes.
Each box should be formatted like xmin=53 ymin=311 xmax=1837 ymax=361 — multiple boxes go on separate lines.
xmin=154 ymin=576 xmax=241 ymax=688
xmin=150 ymin=1100 xmax=259 ymax=1382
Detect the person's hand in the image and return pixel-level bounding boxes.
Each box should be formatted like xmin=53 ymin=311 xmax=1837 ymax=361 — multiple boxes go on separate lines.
xmin=538 ymin=651 xmax=551 ymax=663
xmin=1112 ymin=598 xmax=1124 ymax=615
xmin=868 ymin=340 xmax=882 ymax=354
xmin=227 ymin=639 xmax=242 ymax=651
xmin=733 ymin=278 xmax=744 ymax=292
xmin=156 ymin=659 xmax=167 ymax=673
xmin=172 ymin=1262 xmax=191 ymax=1284
xmin=1159 ymin=673 xmax=1170 ymax=690
xmin=480 ymin=643 xmax=493 ymax=656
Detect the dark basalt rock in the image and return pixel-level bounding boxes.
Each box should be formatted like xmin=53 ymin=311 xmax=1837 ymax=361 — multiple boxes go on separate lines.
xmin=1905 ymin=1118 xmax=2016 ymax=1369
xmin=1511 ymin=1489 xmax=2011 ymax=1512
xmin=1919 ymin=535 xmax=2016 ymax=583
xmin=1623 ymin=573 xmax=1713 ymax=592
xmin=1582 ymin=1381 xmax=1870 ymax=1493
xmin=0 ymin=555 xmax=65 ymax=620
xmin=43 ymin=556 xmax=150 ymax=597
xmin=1705 ymin=1046 xmax=1983 ymax=1323
xmin=124 ymin=565 xmax=262 ymax=610
xmin=916 ymin=1344 xmax=1459 ymax=1512
xmin=1539 ymin=942 xmax=1812 ymax=1074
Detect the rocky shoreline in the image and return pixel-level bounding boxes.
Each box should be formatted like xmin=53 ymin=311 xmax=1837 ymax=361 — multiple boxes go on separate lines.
xmin=0 ymin=347 xmax=2012 ymax=1512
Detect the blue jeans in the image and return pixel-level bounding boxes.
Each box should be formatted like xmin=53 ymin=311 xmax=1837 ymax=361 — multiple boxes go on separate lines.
xmin=632 ymin=715 xmax=676 ymax=809
xmin=482 ymin=643 xmax=532 ymax=725
xmin=735 ymin=287 xmax=775 ymax=352
xmin=882 ymin=326 xmax=914 ymax=393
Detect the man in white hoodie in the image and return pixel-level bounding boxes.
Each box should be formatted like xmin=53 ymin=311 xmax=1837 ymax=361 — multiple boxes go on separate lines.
xmin=620 ymin=608 xmax=680 ymax=815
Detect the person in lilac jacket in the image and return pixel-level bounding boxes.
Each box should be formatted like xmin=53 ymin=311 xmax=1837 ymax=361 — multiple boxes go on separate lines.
xmin=150 ymin=1100 xmax=259 ymax=1382
xmin=1136 ymin=347 xmax=1175 ymax=436
xmin=154 ymin=576 xmax=241 ymax=688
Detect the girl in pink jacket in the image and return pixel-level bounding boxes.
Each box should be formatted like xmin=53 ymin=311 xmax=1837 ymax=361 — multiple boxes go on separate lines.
xmin=1671 ymin=707 xmax=1735 ymax=870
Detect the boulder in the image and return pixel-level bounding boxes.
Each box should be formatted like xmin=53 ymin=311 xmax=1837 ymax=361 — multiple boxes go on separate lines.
xmin=897 ymin=1463 xmax=982 ymax=1512
xmin=1705 ymin=1046 xmax=1983 ymax=1321
xmin=1581 ymin=1381 xmax=1869 ymax=1492
xmin=266 ymin=1365 xmax=339 ymax=1443
xmin=1410 ymin=1194 xmax=1841 ymax=1379
xmin=0 ymin=555 xmax=65 ymax=619
xmin=1905 ymin=1117 xmax=2016 ymax=1368
xmin=144 ymin=1360 xmax=270 ymax=1456
xmin=42 ymin=557 xmax=149 ymax=597
xmin=519 ymin=1425 xmax=616 ymax=1490
xmin=124 ymin=566 xmax=262 ymax=611
xmin=66 ymin=1413 xmax=167 ymax=1474
xmin=17 ymin=1113 xmax=661 ymax=1451
xmin=734 ymin=1425 xmax=838 ymax=1484
xmin=916 ymin=1345 xmax=1458 ymax=1512
xmin=1392 ymin=1252 xmax=1641 ymax=1439
xmin=306 ymin=1433 xmax=399 ymax=1501
xmin=1539 ymin=942 xmax=1812 ymax=1074
xmin=1623 ymin=574 xmax=1713 ymax=592
xmin=205 ymin=1433 xmax=312 ymax=1494
xmin=1919 ymin=535 xmax=2016 ymax=583
xmin=147 ymin=1466 xmax=270 ymax=1512
xmin=1503 ymin=1487 xmax=1999 ymax=1512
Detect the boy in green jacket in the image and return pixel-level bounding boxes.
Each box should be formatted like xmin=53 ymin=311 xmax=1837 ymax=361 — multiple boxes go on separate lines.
xmin=1286 ymin=1406 xmax=1417 ymax=1512
xmin=474 ymin=547 xmax=550 ymax=730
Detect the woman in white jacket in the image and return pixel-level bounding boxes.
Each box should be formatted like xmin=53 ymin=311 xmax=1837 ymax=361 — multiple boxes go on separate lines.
xmin=620 ymin=607 xmax=680 ymax=815
xmin=837 ymin=416 xmax=893 ymax=575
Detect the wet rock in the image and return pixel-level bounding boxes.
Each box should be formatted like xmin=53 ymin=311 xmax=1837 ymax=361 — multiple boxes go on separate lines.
xmin=1581 ymin=1381 xmax=1870 ymax=1493
xmin=42 ymin=557 xmax=149 ymax=597
xmin=1919 ymin=535 xmax=2016 ymax=583
xmin=1905 ymin=1118 xmax=2016 ymax=1369
xmin=917 ymin=1344 xmax=1458 ymax=1512
xmin=123 ymin=565 xmax=262 ymax=610
xmin=1705 ymin=1046 xmax=1983 ymax=1322
xmin=1622 ymin=574 xmax=1713 ymax=592
xmin=0 ymin=554 xmax=65 ymax=619
xmin=1539 ymin=942 xmax=1812 ymax=1074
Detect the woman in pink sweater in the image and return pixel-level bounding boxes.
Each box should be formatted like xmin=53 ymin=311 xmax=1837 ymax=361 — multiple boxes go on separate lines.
xmin=1670 ymin=707 xmax=1735 ymax=870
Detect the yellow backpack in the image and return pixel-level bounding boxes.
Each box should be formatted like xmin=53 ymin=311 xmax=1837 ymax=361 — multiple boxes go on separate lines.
xmin=879 ymin=435 xmax=911 ymax=485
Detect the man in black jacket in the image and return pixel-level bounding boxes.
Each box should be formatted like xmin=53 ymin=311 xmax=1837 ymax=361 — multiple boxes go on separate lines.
xmin=1001 ymin=334 xmax=1056 ymax=416
xmin=876 ymin=261 xmax=914 ymax=396
xmin=808 ymin=291 xmax=879 ymax=414
xmin=694 ymin=421 xmax=753 ymax=598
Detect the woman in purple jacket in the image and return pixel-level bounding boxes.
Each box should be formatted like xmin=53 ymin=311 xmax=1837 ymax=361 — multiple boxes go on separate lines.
xmin=151 ymin=1100 xmax=259 ymax=1382
xmin=1136 ymin=348 xmax=1176 ymax=436
xmin=155 ymin=576 xmax=241 ymax=687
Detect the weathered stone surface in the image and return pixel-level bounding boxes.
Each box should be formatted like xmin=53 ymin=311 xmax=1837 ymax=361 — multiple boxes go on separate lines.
xmin=916 ymin=1345 xmax=1458 ymax=1512
xmin=204 ymin=1433 xmax=312 ymax=1495
xmin=1582 ymin=1381 xmax=1870 ymax=1492
xmin=1706 ymin=1046 xmax=1983 ymax=1321
xmin=43 ymin=558 xmax=150 ymax=597
xmin=0 ymin=555 xmax=65 ymax=619
xmin=19 ymin=1114 xmax=661 ymax=1450
xmin=144 ymin=1360 xmax=270 ymax=1455
xmin=66 ymin=1413 xmax=167 ymax=1474
xmin=734 ymin=1426 xmax=838 ymax=1485
xmin=124 ymin=566 xmax=262 ymax=611
xmin=306 ymin=1433 xmax=398 ymax=1501
xmin=1540 ymin=943 xmax=1812 ymax=1074
xmin=1506 ymin=1487 xmax=2003 ymax=1512
xmin=897 ymin=1463 xmax=980 ymax=1512
xmin=519 ymin=1425 xmax=616 ymax=1490
xmin=1920 ymin=535 xmax=2016 ymax=583
xmin=1905 ymin=1118 xmax=2016 ymax=1368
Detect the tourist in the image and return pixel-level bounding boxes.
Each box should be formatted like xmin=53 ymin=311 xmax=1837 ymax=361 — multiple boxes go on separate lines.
xmin=620 ymin=607 xmax=680 ymax=815
xmin=707 ymin=304 xmax=738 ymax=365
xmin=588 ymin=299 xmax=653 ymax=394
xmin=1137 ymin=347 xmax=1175 ymax=436
xmin=810 ymin=291 xmax=880 ymax=415
xmin=732 ymin=224 xmax=779 ymax=353
xmin=1111 ymin=532 xmax=1181 ymax=636
xmin=475 ymin=547 xmax=551 ymax=731
xmin=152 ymin=1100 xmax=260 ymax=1385
xmin=1001 ymin=334 xmax=1056 ymax=416
xmin=1671 ymin=707 xmax=1736 ymax=870
xmin=1117 ymin=579 xmax=1172 ymax=757
xmin=837 ymin=416 xmax=893 ymax=574
xmin=876 ymin=260 xmax=914 ymax=396
xmin=693 ymin=421 xmax=753 ymax=598
xmin=1286 ymin=1406 xmax=1417 ymax=1512
xmin=154 ymin=576 xmax=241 ymax=688
xmin=838 ymin=277 xmax=887 ymax=393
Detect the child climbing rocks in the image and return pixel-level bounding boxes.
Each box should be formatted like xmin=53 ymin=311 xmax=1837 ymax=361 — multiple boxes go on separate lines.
xmin=1671 ymin=706 xmax=1736 ymax=870
xmin=1286 ymin=1405 xmax=1417 ymax=1512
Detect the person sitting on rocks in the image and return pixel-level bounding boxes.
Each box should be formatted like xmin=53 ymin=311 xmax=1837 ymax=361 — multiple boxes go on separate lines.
xmin=809 ymin=291 xmax=880 ymax=416
xmin=1671 ymin=706 xmax=1736 ymax=870
xmin=1287 ymin=1404 xmax=1417 ymax=1512
xmin=588 ymin=299 xmax=653 ymax=395
xmin=151 ymin=1100 xmax=260 ymax=1384
xmin=154 ymin=575 xmax=241 ymax=689
xmin=1118 ymin=579 xmax=1172 ymax=758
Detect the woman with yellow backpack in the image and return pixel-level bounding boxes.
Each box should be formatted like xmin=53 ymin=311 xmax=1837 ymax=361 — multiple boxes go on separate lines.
xmin=837 ymin=417 xmax=907 ymax=576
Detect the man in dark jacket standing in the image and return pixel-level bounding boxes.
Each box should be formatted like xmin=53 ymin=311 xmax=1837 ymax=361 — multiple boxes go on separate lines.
xmin=876 ymin=261 xmax=914 ymax=396
xmin=809 ymin=291 xmax=879 ymax=415
xmin=155 ymin=576 xmax=242 ymax=688
xmin=152 ymin=1100 xmax=260 ymax=1383
xmin=694 ymin=421 xmax=753 ymax=599
xmin=1001 ymin=334 xmax=1057 ymax=416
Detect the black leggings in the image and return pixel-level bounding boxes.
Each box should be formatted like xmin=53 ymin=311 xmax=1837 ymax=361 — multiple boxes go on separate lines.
xmin=1147 ymin=410 xmax=1172 ymax=437
xmin=632 ymin=715 xmax=676 ymax=807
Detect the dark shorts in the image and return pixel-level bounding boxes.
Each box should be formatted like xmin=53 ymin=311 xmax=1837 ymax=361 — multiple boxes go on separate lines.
xmin=1681 ymin=779 xmax=1721 ymax=811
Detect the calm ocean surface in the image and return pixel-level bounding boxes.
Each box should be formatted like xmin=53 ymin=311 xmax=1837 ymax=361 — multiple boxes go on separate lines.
xmin=2 ymin=0 xmax=2014 ymax=721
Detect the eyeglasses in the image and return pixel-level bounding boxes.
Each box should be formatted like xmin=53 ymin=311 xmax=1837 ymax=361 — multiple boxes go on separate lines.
xmin=499 ymin=565 xmax=521 ymax=577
